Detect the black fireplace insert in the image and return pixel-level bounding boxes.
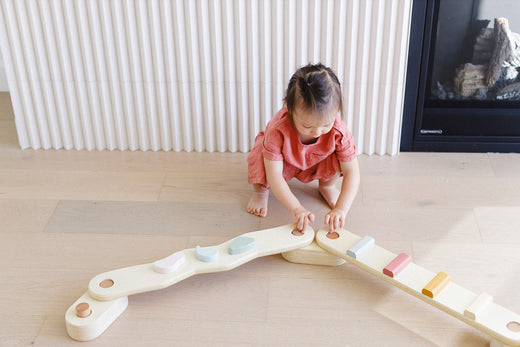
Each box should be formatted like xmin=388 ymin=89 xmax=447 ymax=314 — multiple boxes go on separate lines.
xmin=401 ymin=0 xmax=520 ymax=152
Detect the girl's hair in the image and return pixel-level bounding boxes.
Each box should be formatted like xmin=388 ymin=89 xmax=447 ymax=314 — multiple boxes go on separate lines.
xmin=284 ymin=63 xmax=343 ymax=122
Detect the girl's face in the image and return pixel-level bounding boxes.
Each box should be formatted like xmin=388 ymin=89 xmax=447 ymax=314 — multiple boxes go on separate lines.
xmin=292 ymin=106 xmax=337 ymax=141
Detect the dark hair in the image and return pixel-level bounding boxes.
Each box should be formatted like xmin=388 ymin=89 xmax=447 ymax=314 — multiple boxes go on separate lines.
xmin=284 ymin=63 xmax=343 ymax=122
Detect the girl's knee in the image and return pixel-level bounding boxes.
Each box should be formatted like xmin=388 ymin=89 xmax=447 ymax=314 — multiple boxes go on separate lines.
xmin=320 ymin=169 xmax=341 ymax=183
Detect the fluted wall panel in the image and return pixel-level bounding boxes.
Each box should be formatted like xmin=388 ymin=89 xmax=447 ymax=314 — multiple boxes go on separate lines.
xmin=0 ymin=0 xmax=412 ymax=155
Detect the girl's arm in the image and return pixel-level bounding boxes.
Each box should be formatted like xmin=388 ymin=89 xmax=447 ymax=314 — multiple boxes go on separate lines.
xmin=264 ymin=158 xmax=315 ymax=231
xmin=325 ymin=157 xmax=360 ymax=231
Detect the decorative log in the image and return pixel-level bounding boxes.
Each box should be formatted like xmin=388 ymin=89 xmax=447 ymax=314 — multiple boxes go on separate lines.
xmin=454 ymin=17 xmax=520 ymax=99
xmin=496 ymin=82 xmax=520 ymax=100
xmin=454 ymin=63 xmax=487 ymax=97
xmin=472 ymin=28 xmax=494 ymax=64
xmin=472 ymin=27 xmax=520 ymax=67
xmin=486 ymin=18 xmax=515 ymax=87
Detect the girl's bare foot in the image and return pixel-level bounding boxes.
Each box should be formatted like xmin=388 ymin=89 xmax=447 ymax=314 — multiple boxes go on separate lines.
xmin=247 ymin=185 xmax=269 ymax=217
xmin=319 ymin=183 xmax=340 ymax=209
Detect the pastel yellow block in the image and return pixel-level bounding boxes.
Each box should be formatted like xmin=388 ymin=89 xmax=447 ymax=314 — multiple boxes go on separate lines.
xmin=422 ymin=272 xmax=450 ymax=299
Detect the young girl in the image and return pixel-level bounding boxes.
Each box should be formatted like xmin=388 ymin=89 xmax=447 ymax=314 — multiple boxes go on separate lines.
xmin=247 ymin=63 xmax=360 ymax=232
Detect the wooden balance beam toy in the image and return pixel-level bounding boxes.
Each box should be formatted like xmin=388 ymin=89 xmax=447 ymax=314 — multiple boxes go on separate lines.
xmin=313 ymin=228 xmax=520 ymax=347
xmin=65 ymin=224 xmax=314 ymax=341
xmin=66 ymin=224 xmax=520 ymax=345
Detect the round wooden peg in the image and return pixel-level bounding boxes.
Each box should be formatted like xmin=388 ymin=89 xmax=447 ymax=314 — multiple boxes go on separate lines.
xmin=291 ymin=229 xmax=304 ymax=236
xmin=507 ymin=321 xmax=520 ymax=332
xmin=99 ymin=279 xmax=114 ymax=288
xmin=326 ymin=231 xmax=340 ymax=239
xmin=75 ymin=302 xmax=92 ymax=318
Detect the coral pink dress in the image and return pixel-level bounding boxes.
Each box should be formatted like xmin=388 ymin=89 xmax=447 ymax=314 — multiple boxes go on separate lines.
xmin=247 ymin=107 xmax=357 ymax=189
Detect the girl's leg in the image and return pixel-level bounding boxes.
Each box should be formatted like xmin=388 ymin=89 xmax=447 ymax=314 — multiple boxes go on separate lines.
xmin=247 ymin=183 xmax=269 ymax=217
xmin=318 ymin=171 xmax=341 ymax=209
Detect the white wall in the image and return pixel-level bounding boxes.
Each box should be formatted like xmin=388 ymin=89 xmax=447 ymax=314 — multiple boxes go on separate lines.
xmin=0 ymin=0 xmax=412 ymax=154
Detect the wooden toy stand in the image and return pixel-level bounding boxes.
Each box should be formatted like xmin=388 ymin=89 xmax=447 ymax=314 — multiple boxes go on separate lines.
xmin=66 ymin=225 xmax=520 ymax=346
xmin=65 ymin=224 xmax=314 ymax=341
xmin=314 ymin=228 xmax=520 ymax=347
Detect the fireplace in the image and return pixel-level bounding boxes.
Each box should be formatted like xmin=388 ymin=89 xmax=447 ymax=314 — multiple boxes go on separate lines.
xmin=401 ymin=0 xmax=520 ymax=152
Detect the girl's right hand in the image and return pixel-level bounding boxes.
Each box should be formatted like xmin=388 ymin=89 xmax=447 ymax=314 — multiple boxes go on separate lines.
xmin=291 ymin=206 xmax=315 ymax=231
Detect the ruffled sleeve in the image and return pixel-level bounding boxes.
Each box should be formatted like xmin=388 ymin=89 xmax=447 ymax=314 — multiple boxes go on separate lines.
xmin=262 ymin=127 xmax=284 ymax=161
xmin=335 ymin=120 xmax=357 ymax=162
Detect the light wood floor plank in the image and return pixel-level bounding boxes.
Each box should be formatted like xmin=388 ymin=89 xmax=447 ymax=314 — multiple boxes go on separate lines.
xmin=0 ymin=314 xmax=44 ymax=347
xmin=45 ymin=200 xmax=259 ymax=237
xmin=0 ymin=169 xmax=165 ymax=201
xmin=0 ymin=199 xmax=58 ymax=233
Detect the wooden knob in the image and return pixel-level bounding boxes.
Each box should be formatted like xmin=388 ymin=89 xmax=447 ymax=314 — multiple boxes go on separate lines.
xmin=507 ymin=321 xmax=520 ymax=332
xmin=326 ymin=232 xmax=340 ymax=239
xmin=99 ymin=279 xmax=114 ymax=288
xmin=75 ymin=302 xmax=92 ymax=318
xmin=291 ymin=229 xmax=304 ymax=236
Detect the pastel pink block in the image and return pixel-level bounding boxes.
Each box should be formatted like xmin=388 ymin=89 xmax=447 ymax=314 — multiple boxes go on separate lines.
xmin=153 ymin=251 xmax=186 ymax=274
xmin=383 ymin=253 xmax=411 ymax=278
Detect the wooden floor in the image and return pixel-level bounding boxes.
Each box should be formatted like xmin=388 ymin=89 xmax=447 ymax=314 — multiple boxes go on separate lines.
xmin=1 ymin=92 xmax=519 ymax=346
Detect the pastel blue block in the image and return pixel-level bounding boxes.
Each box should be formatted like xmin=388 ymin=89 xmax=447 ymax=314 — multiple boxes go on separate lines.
xmin=346 ymin=235 xmax=375 ymax=259
xmin=228 ymin=236 xmax=255 ymax=255
xmin=195 ymin=246 xmax=219 ymax=262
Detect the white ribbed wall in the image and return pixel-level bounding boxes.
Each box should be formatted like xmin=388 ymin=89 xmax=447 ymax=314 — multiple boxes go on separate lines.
xmin=0 ymin=0 xmax=412 ymax=155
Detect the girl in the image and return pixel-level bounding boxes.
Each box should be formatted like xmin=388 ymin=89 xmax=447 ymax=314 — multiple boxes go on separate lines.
xmin=247 ymin=63 xmax=360 ymax=232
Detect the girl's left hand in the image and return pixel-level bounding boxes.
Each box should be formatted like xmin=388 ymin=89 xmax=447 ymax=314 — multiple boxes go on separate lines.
xmin=324 ymin=208 xmax=347 ymax=232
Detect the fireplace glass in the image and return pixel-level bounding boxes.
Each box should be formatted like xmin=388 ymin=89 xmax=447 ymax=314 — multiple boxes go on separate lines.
xmin=417 ymin=0 xmax=520 ymax=141
xmin=428 ymin=0 xmax=520 ymax=104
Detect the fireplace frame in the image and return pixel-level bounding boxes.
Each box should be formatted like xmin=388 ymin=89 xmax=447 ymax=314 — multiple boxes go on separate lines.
xmin=400 ymin=0 xmax=520 ymax=153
